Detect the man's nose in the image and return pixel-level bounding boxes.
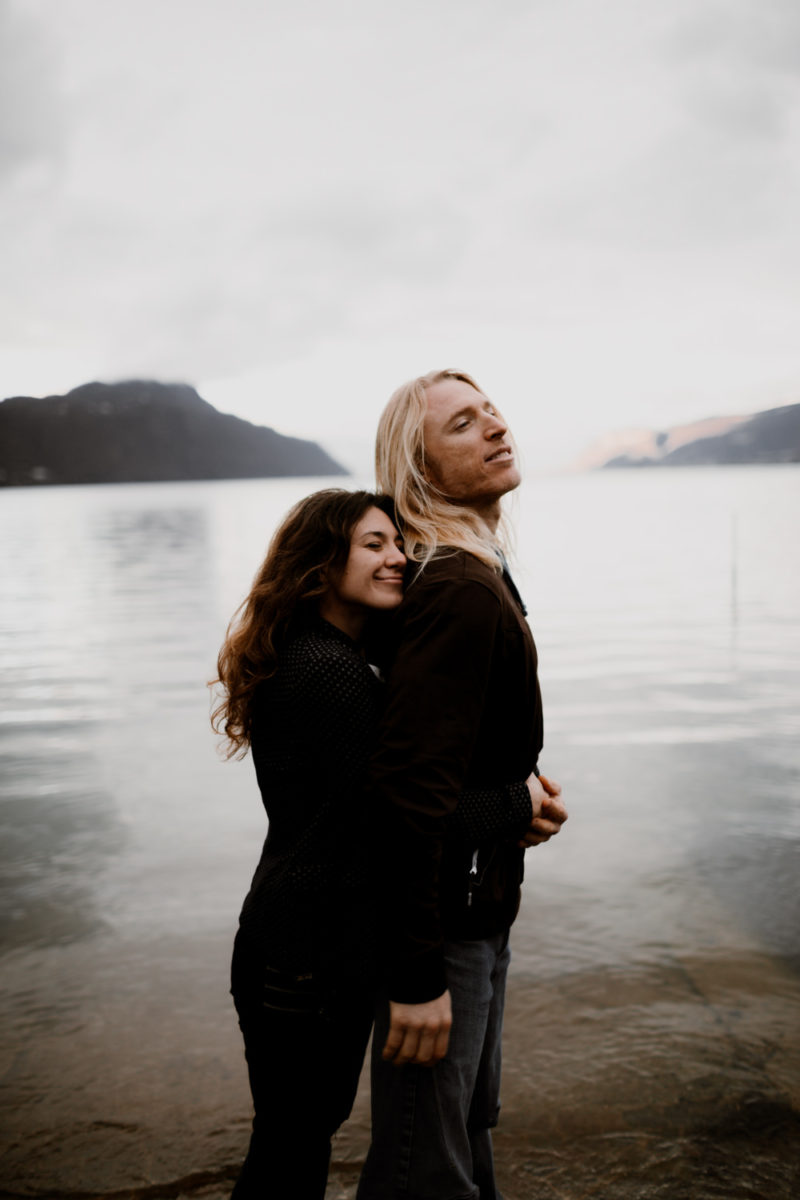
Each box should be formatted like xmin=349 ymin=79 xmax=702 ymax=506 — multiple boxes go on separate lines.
xmin=484 ymin=412 xmax=508 ymax=438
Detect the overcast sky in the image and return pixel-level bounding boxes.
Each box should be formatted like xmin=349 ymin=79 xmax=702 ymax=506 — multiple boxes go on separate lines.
xmin=2 ymin=0 xmax=800 ymax=471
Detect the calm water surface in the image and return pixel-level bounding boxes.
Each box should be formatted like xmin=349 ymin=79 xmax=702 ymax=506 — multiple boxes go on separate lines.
xmin=1 ymin=468 xmax=799 ymax=1199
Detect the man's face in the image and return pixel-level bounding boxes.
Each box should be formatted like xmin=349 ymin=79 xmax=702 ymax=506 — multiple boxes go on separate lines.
xmin=422 ymin=377 xmax=521 ymax=510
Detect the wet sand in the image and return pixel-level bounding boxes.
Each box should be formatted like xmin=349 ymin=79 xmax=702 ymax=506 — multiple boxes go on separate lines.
xmin=2 ymin=933 xmax=799 ymax=1200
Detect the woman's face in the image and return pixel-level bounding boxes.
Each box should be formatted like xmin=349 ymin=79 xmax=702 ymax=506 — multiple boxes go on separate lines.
xmin=327 ymin=506 xmax=406 ymax=615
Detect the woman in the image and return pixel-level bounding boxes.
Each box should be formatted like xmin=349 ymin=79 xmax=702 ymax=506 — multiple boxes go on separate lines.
xmin=211 ymin=488 xmax=406 ymax=1199
xmin=212 ymin=487 xmax=544 ymax=1198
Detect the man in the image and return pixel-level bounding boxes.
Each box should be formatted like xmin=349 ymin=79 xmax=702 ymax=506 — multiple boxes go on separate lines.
xmin=357 ymin=369 xmax=567 ymax=1200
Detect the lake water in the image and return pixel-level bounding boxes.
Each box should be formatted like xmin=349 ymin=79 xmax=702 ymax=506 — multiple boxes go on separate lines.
xmin=1 ymin=467 xmax=799 ymax=1199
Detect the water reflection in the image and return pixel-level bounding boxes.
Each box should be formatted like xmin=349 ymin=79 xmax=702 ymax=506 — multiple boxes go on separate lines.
xmin=0 ymin=731 xmax=124 ymax=954
xmin=91 ymin=504 xmax=210 ymax=582
xmin=698 ymin=833 xmax=800 ymax=968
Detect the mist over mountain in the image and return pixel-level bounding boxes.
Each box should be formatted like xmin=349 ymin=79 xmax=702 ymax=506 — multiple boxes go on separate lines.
xmin=578 ymin=403 xmax=800 ymax=470
xmin=0 ymin=381 xmax=346 ymax=486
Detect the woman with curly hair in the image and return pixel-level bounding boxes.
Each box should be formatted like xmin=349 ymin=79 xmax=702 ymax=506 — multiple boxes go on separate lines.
xmin=212 ymin=488 xmax=406 ymax=1199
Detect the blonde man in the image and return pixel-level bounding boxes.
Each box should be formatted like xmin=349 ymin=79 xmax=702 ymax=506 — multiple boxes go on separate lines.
xmin=357 ymin=370 xmax=567 ymax=1200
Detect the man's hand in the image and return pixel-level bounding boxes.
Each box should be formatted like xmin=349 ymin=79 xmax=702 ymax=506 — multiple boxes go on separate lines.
xmin=382 ymin=990 xmax=452 ymax=1066
xmin=519 ymin=772 xmax=567 ymax=848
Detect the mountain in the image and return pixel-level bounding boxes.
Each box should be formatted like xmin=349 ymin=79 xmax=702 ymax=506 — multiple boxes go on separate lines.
xmin=577 ymin=403 xmax=800 ymax=469
xmin=0 ymin=381 xmax=346 ymax=486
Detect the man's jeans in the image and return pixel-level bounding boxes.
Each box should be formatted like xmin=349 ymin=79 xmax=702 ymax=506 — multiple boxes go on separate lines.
xmin=357 ymin=932 xmax=511 ymax=1200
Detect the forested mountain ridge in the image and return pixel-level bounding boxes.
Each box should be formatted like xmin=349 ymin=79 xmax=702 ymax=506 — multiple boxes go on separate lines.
xmin=0 ymin=381 xmax=346 ymax=486
xmin=580 ymin=402 xmax=800 ymax=469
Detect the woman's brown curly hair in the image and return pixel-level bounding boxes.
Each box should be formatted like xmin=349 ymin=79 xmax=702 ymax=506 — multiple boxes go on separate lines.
xmin=210 ymin=488 xmax=396 ymax=758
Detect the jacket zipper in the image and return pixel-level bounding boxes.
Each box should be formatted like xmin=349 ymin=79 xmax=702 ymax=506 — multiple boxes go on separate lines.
xmin=467 ymin=848 xmax=480 ymax=907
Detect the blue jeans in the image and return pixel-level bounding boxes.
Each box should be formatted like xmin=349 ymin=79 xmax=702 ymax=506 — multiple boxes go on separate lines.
xmin=357 ymin=932 xmax=511 ymax=1200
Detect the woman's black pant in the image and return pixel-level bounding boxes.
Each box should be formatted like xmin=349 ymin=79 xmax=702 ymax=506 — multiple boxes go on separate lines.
xmin=230 ymin=948 xmax=373 ymax=1199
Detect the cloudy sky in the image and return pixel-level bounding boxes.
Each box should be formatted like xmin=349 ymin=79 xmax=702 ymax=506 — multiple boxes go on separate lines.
xmin=2 ymin=0 xmax=800 ymax=470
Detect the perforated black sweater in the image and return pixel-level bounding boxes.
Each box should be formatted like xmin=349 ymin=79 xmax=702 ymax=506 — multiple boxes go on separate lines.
xmin=234 ymin=617 xmax=533 ymax=989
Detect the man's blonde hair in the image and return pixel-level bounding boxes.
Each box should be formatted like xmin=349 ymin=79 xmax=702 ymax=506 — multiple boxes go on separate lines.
xmin=375 ymin=368 xmax=508 ymax=570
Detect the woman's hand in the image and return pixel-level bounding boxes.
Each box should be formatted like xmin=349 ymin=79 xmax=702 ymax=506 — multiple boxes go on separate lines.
xmin=519 ymin=772 xmax=567 ymax=848
xmin=382 ymin=990 xmax=452 ymax=1066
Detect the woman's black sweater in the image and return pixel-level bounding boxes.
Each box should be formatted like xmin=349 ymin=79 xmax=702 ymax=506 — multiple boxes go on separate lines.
xmin=234 ymin=617 xmax=533 ymax=990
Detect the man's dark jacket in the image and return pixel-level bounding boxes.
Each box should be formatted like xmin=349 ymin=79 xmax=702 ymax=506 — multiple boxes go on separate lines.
xmin=369 ymin=549 xmax=543 ymax=1003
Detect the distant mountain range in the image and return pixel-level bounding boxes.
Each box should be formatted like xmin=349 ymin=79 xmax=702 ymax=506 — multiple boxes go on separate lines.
xmin=579 ymin=402 xmax=800 ymax=469
xmin=0 ymin=381 xmax=346 ymax=486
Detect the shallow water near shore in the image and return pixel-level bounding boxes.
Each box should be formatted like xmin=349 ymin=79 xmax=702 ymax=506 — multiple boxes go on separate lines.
xmin=1 ymin=468 xmax=799 ymax=1199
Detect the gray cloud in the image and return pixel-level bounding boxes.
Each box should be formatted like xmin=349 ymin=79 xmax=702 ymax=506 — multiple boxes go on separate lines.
xmin=667 ymin=0 xmax=800 ymax=77
xmin=0 ymin=0 xmax=64 ymax=182
xmin=2 ymin=0 xmax=799 ymax=450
